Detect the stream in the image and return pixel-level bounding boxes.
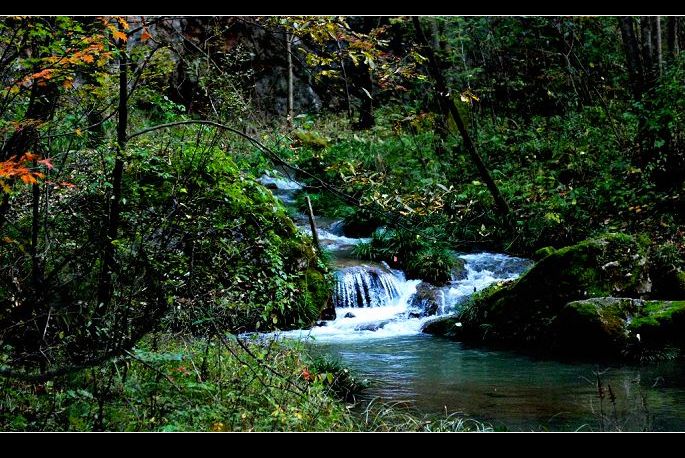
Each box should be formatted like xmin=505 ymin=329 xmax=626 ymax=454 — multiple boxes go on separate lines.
xmin=259 ymin=171 xmax=685 ymax=431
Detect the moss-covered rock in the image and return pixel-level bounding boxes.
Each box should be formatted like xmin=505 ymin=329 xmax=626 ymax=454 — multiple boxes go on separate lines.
xmin=628 ymin=300 xmax=685 ymax=349
xmin=533 ymin=246 xmax=556 ymax=260
xmin=159 ymin=153 xmax=333 ymax=334
xmin=432 ymin=233 xmax=652 ymax=354
xmin=294 ymin=130 xmax=329 ymax=149
xmin=553 ymin=298 xmax=643 ymax=358
xmin=554 ymin=298 xmax=685 ymax=360
xmin=421 ymin=314 xmax=463 ymax=337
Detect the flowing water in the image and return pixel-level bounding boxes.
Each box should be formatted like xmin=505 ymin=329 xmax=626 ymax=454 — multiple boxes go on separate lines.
xmin=258 ymin=171 xmax=685 ymax=431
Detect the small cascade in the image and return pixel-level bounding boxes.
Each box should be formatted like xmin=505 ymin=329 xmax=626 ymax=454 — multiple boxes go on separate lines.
xmin=256 ymin=169 xmax=533 ymax=342
xmin=333 ymin=265 xmax=403 ymax=308
xmin=258 ymin=173 xmax=302 ymax=205
xmin=272 ymin=252 xmax=530 ymax=341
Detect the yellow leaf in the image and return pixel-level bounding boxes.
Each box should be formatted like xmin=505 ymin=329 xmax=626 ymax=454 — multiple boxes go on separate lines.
xmin=81 ymin=54 xmax=94 ymax=64
xmin=140 ymin=29 xmax=152 ymax=42
xmin=63 ymin=79 xmax=73 ymax=89
xmin=460 ymin=89 xmax=480 ymax=102
xmin=21 ymin=174 xmax=37 ymax=185
xmin=75 ymin=129 xmax=82 ymax=137
xmin=112 ymin=30 xmax=127 ymax=42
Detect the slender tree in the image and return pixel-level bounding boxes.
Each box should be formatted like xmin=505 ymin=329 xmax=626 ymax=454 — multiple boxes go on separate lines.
xmin=618 ymin=16 xmax=644 ymax=100
xmin=667 ymin=16 xmax=679 ymax=59
xmin=286 ymin=30 xmax=295 ymax=127
xmin=412 ymin=17 xmax=511 ymax=227
xmin=97 ymin=32 xmax=128 ymax=308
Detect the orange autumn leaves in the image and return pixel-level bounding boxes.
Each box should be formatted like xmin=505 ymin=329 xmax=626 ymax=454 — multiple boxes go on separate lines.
xmin=0 ymin=153 xmax=53 ymax=193
xmin=8 ymin=17 xmax=129 ymax=94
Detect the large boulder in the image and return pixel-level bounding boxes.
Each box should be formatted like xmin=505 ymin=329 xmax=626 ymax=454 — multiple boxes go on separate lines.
xmin=341 ymin=208 xmax=383 ymax=238
xmin=553 ymin=297 xmax=643 ymax=358
xmin=429 ymin=233 xmax=652 ymax=355
xmin=554 ymin=298 xmax=685 ymax=360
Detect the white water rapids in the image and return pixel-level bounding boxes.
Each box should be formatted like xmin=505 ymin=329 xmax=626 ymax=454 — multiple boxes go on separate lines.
xmin=258 ymin=171 xmax=532 ymax=342
xmin=275 ymin=252 xmax=530 ymax=341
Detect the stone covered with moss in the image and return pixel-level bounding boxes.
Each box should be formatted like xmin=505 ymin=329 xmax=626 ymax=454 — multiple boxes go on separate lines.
xmin=553 ymin=298 xmax=685 ymax=360
xmin=554 ymin=297 xmax=642 ymax=357
xmin=424 ymin=234 xmax=653 ymax=356
xmin=628 ymin=300 xmax=685 ymax=349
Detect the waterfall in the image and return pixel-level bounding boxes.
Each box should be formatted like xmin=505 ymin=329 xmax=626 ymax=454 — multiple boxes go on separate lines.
xmin=333 ymin=266 xmax=403 ymax=308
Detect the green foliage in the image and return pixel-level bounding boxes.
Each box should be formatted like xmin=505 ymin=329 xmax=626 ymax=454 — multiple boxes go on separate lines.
xmin=351 ymin=240 xmax=373 ymax=260
xmin=358 ymin=400 xmax=493 ymax=432
xmin=405 ymin=247 xmax=460 ymax=285
xmin=126 ymin=129 xmax=333 ymax=333
xmin=308 ymin=354 xmax=368 ymax=402
xmin=0 ymin=335 xmax=490 ymax=432
xmin=0 ymin=337 xmax=359 ymax=431
xmin=353 ymin=227 xmax=460 ymax=285
xmin=295 ymin=191 xmax=353 ymax=219
xmin=652 ymin=242 xmax=684 ymax=274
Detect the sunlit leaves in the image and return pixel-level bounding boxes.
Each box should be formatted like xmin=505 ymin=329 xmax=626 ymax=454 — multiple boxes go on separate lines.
xmin=460 ymin=89 xmax=480 ymax=103
xmin=259 ymin=16 xmax=419 ymax=94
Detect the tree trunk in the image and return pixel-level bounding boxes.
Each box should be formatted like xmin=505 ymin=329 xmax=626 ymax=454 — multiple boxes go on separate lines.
xmin=356 ymin=62 xmax=375 ymax=129
xmin=285 ymin=30 xmax=294 ymax=128
xmin=1 ymin=83 xmax=59 ymax=161
xmin=640 ymin=16 xmax=655 ymax=84
xmin=412 ymin=17 xmax=511 ymax=227
xmin=653 ymin=16 xmax=663 ymax=76
xmin=336 ymin=39 xmax=353 ymax=120
xmin=305 ymin=195 xmax=320 ymax=252
xmin=618 ymin=17 xmax=644 ymax=100
xmin=31 ymin=179 xmax=41 ymax=287
xmin=667 ymin=16 xmax=679 ymax=59
xmin=429 ymin=17 xmax=441 ymax=50
xmin=97 ymin=36 xmax=128 ymax=307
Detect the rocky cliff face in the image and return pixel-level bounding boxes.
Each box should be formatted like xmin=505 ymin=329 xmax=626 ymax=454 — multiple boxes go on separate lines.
xmin=148 ymin=17 xmax=324 ymax=118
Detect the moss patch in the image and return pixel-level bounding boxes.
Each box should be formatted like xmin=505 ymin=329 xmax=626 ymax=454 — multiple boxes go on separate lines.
xmin=533 ymin=246 xmax=556 ymax=260
xmin=628 ymin=301 xmax=685 ymax=349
